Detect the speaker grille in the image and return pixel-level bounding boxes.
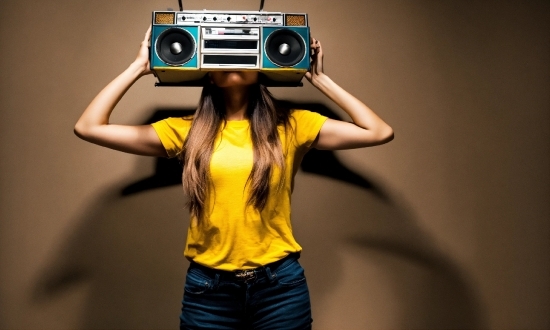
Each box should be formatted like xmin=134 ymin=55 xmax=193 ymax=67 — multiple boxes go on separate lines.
xmin=265 ymin=29 xmax=306 ymax=67
xmin=156 ymin=28 xmax=196 ymax=66
xmin=155 ymin=12 xmax=175 ymax=24
xmin=285 ymin=15 xmax=306 ymax=26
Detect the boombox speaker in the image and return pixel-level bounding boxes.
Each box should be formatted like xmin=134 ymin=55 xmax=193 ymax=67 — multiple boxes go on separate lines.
xmin=150 ymin=11 xmax=310 ymax=87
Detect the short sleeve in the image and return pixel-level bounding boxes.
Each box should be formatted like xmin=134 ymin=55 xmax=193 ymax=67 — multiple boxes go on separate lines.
xmin=151 ymin=117 xmax=193 ymax=158
xmin=290 ymin=109 xmax=328 ymax=148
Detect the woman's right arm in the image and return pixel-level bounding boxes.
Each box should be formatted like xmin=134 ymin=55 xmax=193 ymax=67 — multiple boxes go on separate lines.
xmin=74 ymin=26 xmax=167 ymax=157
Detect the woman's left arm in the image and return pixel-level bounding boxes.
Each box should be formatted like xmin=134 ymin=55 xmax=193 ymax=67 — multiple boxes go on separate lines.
xmin=306 ymin=38 xmax=394 ymax=150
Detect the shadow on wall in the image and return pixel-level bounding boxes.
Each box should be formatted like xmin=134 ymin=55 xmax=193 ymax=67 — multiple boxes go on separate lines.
xmin=32 ymin=103 xmax=486 ymax=329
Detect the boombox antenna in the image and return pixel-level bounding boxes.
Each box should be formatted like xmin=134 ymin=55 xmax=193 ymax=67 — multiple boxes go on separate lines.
xmin=259 ymin=0 xmax=265 ymax=11
xmin=178 ymin=0 xmax=183 ymax=11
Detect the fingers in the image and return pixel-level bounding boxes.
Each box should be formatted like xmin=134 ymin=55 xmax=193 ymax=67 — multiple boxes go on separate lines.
xmin=143 ymin=25 xmax=152 ymax=46
xmin=310 ymin=37 xmax=320 ymax=55
xmin=309 ymin=37 xmax=323 ymax=59
xmin=306 ymin=36 xmax=326 ymax=85
xmin=135 ymin=25 xmax=152 ymax=72
xmin=309 ymin=36 xmax=323 ymax=75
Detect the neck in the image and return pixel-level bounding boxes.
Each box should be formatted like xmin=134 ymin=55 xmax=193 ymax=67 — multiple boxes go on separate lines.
xmin=223 ymin=86 xmax=250 ymax=121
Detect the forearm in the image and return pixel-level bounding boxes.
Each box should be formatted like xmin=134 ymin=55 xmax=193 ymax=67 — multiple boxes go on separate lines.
xmin=74 ymin=63 xmax=145 ymax=137
xmin=312 ymin=74 xmax=392 ymax=137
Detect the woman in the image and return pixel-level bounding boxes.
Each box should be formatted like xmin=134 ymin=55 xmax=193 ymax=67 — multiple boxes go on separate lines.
xmin=75 ymin=26 xmax=393 ymax=330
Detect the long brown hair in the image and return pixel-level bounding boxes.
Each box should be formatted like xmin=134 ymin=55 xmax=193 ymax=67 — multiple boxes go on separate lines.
xmin=180 ymin=82 xmax=290 ymax=219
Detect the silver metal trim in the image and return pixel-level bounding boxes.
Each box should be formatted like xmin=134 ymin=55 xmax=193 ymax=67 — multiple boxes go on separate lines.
xmin=151 ymin=10 xmax=307 ymax=27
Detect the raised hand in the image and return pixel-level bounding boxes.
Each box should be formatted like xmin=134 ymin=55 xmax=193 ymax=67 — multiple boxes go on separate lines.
xmin=305 ymin=36 xmax=324 ymax=86
xmin=133 ymin=25 xmax=153 ymax=76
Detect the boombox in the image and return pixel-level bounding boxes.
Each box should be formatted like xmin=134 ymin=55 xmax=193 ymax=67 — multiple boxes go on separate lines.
xmin=150 ymin=10 xmax=310 ymax=87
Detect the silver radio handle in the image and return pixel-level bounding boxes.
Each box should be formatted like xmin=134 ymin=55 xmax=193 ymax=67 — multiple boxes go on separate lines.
xmin=175 ymin=0 xmax=265 ymax=12
xmin=178 ymin=0 xmax=265 ymax=11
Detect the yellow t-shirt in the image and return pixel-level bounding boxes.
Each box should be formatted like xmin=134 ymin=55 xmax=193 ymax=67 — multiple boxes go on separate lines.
xmin=151 ymin=109 xmax=327 ymax=271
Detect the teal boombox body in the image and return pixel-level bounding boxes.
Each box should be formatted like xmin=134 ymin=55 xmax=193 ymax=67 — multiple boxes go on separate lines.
xmin=150 ymin=11 xmax=310 ymax=87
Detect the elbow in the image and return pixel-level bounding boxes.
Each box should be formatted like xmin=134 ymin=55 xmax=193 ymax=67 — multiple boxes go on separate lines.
xmin=386 ymin=128 xmax=394 ymax=143
xmin=73 ymin=127 xmax=84 ymax=140
xmin=377 ymin=126 xmax=394 ymax=145
xmin=74 ymin=121 xmax=90 ymax=141
xmin=74 ymin=122 xmax=84 ymax=139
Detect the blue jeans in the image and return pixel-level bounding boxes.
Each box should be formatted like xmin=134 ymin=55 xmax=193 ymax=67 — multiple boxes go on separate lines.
xmin=180 ymin=253 xmax=312 ymax=330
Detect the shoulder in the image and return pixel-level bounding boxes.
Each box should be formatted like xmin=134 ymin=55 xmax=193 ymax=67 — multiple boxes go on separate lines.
xmin=155 ymin=115 xmax=193 ymax=126
xmin=289 ymin=109 xmax=328 ymax=127
xmin=289 ymin=109 xmax=319 ymax=120
xmin=151 ymin=115 xmax=193 ymax=132
xmin=287 ymin=109 xmax=328 ymax=148
xmin=150 ymin=116 xmax=194 ymax=158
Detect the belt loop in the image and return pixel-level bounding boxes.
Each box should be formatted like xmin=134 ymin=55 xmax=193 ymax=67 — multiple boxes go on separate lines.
xmin=213 ymin=273 xmax=220 ymax=290
xmin=265 ymin=266 xmax=277 ymax=283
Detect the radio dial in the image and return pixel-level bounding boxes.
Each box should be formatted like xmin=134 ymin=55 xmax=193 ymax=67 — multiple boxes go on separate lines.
xmin=203 ymin=16 xmax=207 ymax=21
xmin=227 ymin=16 xmax=231 ymax=21
xmin=213 ymin=17 xmax=217 ymax=21
xmin=273 ymin=18 xmax=277 ymax=22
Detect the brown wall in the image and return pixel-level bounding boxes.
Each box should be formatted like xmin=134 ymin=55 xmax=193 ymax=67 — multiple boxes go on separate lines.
xmin=1 ymin=0 xmax=548 ymax=329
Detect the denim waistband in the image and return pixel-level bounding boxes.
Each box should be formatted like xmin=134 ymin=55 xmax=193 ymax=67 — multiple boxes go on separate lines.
xmin=188 ymin=252 xmax=300 ymax=283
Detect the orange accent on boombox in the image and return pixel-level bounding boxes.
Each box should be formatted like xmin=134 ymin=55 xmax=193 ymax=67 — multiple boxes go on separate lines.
xmin=285 ymin=15 xmax=306 ymax=26
xmin=155 ymin=12 xmax=175 ymax=24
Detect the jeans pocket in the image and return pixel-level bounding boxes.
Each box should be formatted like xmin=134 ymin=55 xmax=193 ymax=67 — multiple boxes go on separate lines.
xmin=276 ymin=259 xmax=307 ymax=287
xmin=184 ymin=269 xmax=212 ymax=295
xmin=278 ymin=276 xmax=306 ymax=287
